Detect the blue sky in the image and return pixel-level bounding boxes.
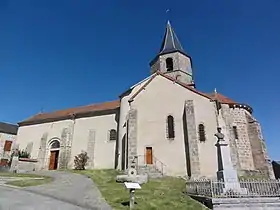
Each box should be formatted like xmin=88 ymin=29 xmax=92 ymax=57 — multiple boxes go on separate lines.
xmin=0 ymin=1 xmax=279 ymax=159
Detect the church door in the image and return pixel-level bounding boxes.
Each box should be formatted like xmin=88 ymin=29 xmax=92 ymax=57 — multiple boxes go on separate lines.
xmin=146 ymin=147 xmax=153 ymax=164
xmin=49 ymin=151 xmax=59 ymax=170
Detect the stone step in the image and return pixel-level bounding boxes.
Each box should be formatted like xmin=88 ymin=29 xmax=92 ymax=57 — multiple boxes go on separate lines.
xmin=137 ymin=165 xmax=163 ymax=178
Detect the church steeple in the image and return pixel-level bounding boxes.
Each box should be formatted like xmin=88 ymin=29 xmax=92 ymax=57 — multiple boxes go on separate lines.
xmin=150 ymin=21 xmax=194 ymax=86
xmin=159 ymin=21 xmax=186 ymax=56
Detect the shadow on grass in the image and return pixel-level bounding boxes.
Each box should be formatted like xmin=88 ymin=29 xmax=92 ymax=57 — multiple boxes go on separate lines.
xmin=121 ymin=201 xmax=138 ymax=206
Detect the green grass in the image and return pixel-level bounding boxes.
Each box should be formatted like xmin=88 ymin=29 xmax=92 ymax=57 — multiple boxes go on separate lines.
xmin=73 ymin=169 xmax=208 ymax=210
xmin=0 ymin=172 xmax=53 ymax=187
xmin=5 ymin=177 xmax=53 ymax=187
xmin=0 ymin=172 xmax=43 ymax=178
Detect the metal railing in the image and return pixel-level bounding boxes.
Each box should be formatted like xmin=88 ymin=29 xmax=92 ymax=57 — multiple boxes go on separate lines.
xmin=186 ymin=179 xmax=280 ymax=198
xmin=135 ymin=155 xmax=166 ymax=176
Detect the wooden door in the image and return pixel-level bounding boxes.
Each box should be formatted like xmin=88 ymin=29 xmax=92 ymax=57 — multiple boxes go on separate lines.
xmin=49 ymin=151 xmax=56 ymax=170
xmin=146 ymin=147 xmax=153 ymax=164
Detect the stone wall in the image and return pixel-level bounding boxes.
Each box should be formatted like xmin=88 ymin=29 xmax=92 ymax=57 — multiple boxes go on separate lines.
xmin=212 ymin=197 xmax=280 ymax=210
xmin=150 ymin=52 xmax=193 ymax=84
xmin=230 ymin=108 xmax=255 ymax=171
xmin=220 ymin=104 xmax=274 ymax=178
xmin=220 ymin=105 xmax=241 ymax=171
xmin=127 ymin=109 xmax=137 ymax=169
xmin=37 ymin=132 xmax=48 ymax=170
xmin=184 ymin=100 xmax=200 ymax=177
xmin=221 ymin=105 xmax=255 ymax=171
xmin=86 ymin=129 xmax=96 ymax=168
xmin=17 ymin=158 xmax=38 ymax=173
xmin=246 ymin=113 xmax=274 ymax=179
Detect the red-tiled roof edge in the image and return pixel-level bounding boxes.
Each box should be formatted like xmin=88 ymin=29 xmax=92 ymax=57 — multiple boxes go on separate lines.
xmin=18 ymin=100 xmax=120 ymax=126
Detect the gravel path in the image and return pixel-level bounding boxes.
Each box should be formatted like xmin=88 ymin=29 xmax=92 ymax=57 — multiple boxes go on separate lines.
xmin=24 ymin=171 xmax=112 ymax=210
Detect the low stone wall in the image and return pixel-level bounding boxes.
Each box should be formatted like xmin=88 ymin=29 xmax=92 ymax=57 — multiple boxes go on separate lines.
xmin=17 ymin=158 xmax=38 ymax=173
xmin=212 ymin=197 xmax=280 ymax=210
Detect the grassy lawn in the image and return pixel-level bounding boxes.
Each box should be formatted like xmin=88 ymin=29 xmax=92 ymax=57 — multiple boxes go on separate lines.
xmin=5 ymin=177 xmax=53 ymax=187
xmin=0 ymin=172 xmax=43 ymax=178
xmin=0 ymin=172 xmax=53 ymax=187
xmin=74 ymin=169 xmax=208 ymax=210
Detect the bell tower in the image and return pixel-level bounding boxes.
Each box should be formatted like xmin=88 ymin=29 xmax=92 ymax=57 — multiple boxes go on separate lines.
xmin=150 ymin=21 xmax=194 ymax=85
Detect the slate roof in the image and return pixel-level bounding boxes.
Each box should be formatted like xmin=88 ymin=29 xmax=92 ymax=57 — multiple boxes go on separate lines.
xmin=0 ymin=122 xmax=18 ymax=135
xmin=159 ymin=21 xmax=186 ymax=56
xmin=18 ymin=100 xmax=120 ymax=126
xmin=150 ymin=21 xmax=190 ymax=66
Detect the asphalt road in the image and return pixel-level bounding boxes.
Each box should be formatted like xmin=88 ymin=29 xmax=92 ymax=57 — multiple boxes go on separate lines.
xmin=0 ymin=185 xmax=88 ymax=210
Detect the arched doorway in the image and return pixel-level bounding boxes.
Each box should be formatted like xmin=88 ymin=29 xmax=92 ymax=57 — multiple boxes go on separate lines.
xmin=48 ymin=140 xmax=60 ymax=170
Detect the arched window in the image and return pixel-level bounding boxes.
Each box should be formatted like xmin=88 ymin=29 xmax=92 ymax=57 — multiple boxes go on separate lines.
xmin=109 ymin=129 xmax=117 ymax=141
xmin=167 ymin=115 xmax=175 ymax=139
xmin=166 ymin=58 xmax=174 ymax=72
xmin=50 ymin=140 xmax=60 ymax=149
xmin=198 ymin=124 xmax=206 ymax=142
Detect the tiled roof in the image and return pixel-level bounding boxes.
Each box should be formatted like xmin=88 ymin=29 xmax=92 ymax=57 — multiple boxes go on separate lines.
xmin=19 ymin=100 xmax=120 ymax=126
xmin=0 ymin=122 xmax=18 ymax=135
xmin=206 ymin=92 xmax=237 ymax=104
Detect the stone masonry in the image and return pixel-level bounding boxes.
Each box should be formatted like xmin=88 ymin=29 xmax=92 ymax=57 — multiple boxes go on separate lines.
xmin=246 ymin=113 xmax=275 ymax=178
xmin=150 ymin=52 xmax=193 ymax=84
xmin=184 ymin=100 xmax=200 ymax=177
xmin=37 ymin=132 xmax=48 ymax=170
xmin=220 ymin=105 xmax=241 ymax=171
xmin=86 ymin=129 xmax=96 ymax=168
xmin=219 ymin=104 xmax=274 ymax=177
xmin=229 ymin=108 xmax=255 ymax=171
xmin=58 ymin=128 xmax=69 ymax=169
xmin=127 ymin=109 xmax=137 ymax=169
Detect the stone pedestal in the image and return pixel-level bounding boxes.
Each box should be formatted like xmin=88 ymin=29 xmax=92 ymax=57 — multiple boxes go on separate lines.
xmin=215 ymin=140 xmax=248 ymax=194
xmin=216 ymin=141 xmax=239 ymax=182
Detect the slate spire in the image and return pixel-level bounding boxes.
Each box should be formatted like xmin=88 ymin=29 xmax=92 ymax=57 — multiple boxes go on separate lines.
xmin=159 ymin=21 xmax=186 ymax=55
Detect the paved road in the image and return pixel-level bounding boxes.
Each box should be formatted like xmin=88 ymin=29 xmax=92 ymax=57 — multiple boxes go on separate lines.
xmin=25 ymin=171 xmax=112 ymax=210
xmin=0 ymin=185 xmax=87 ymax=210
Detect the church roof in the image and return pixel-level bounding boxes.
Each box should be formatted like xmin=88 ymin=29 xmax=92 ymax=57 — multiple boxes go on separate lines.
xmin=0 ymin=122 xmax=18 ymax=135
xmin=128 ymin=71 xmax=252 ymax=113
xmin=129 ymin=71 xmax=211 ymax=102
xmin=150 ymin=21 xmax=190 ymax=66
xmin=206 ymin=92 xmax=237 ymax=104
xmin=159 ymin=21 xmax=187 ymax=56
xmin=18 ymin=100 xmax=120 ymax=126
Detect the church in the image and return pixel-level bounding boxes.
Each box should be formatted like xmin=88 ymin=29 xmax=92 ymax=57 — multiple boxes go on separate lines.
xmin=16 ymin=21 xmax=274 ymax=178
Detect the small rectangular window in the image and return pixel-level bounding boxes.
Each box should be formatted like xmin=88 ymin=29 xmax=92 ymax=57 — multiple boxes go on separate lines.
xmin=233 ymin=126 xmax=238 ymax=139
xmin=4 ymin=141 xmax=12 ymax=152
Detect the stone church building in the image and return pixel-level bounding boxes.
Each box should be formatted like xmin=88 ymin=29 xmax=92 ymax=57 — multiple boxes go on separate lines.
xmin=16 ymin=21 xmax=274 ymax=178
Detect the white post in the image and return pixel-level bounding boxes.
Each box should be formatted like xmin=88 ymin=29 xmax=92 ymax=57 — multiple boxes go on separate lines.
xmin=129 ymin=189 xmax=135 ymax=209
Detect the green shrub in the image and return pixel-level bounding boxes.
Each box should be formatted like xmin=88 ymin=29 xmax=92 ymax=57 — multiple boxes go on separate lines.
xmin=74 ymin=151 xmax=89 ymax=170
